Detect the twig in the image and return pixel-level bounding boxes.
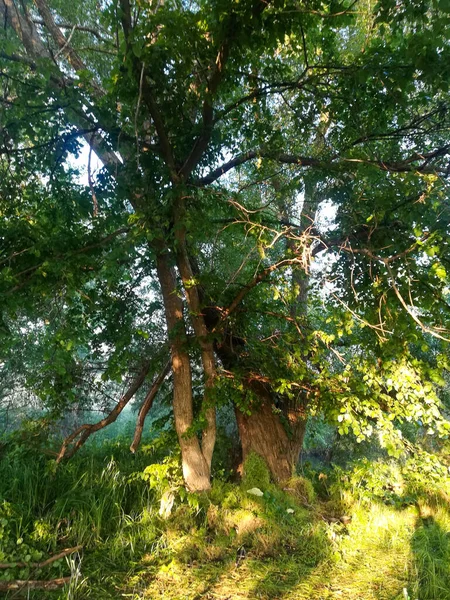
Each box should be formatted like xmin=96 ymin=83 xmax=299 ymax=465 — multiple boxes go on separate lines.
xmin=53 ymin=25 xmax=76 ymax=59
xmin=0 ymin=577 xmax=71 ymax=591
xmin=384 ymin=261 xmax=450 ymax=342
xmin=32 ymin=19 xmax=112 ymax=44
xmin=330 ymin=292 xmax=392 ymax=339
xmin=88 ymin=135 xmax=99 ymax=217
xmin=134 ymin=62 xmax=145 ymax=170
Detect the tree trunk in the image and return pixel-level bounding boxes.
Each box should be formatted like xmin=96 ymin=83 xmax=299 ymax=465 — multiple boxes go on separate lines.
xmin=155 ymin=249 xmax=211 ymax=491
xmin=174 ymin=196 xmax=216 ymax=469
xmin=235 ymin=386 xmax=307 ymax=483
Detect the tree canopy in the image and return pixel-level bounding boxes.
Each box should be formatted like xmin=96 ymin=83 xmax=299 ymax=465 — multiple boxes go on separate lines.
xmin=1 ymin=0 xmax=450 ymax=490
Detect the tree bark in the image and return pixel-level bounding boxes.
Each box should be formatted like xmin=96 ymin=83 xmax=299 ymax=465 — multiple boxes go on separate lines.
xmin=204 ymin=292 xmax=308 ymax=483
xmin=174 ymin=196 xmax=216 ymax=469
xmin=235 ymin=382 xmax=307 ymax=483
xmin=155 ymin=248 xmax=211 ymax=491
xmin=130 ymin=360 xmax=171 ymax=453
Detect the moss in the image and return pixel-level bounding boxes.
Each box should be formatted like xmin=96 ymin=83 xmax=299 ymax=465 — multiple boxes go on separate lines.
xmin=241 ymin=452 xmax=271 ymax=491
xmin=284 ymin=475 xmax=316 ymax=504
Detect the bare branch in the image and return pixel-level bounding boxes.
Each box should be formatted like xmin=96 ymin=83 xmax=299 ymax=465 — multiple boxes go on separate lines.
xmin=130 ymin=360 xmax=171 ymax=453
xmin=0 ymin=546 xmax=82 ymax=570
xmin=338 ymin=244 xmax=450 ymax=342
xmin=32 ymin=19 xmax=113 ymax=44
xmin=384 ymin=261 xmax=450 ymax=342
xmin=56 ymin=361 xmax=152 ymax=462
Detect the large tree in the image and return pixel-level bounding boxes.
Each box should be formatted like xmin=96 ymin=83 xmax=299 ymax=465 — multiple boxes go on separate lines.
xmin=1 ymin=0 xmax=450 ymax=490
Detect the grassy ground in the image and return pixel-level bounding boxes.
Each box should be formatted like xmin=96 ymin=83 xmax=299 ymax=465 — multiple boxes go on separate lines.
xmin=0 ymin=434 xmax=449 ymax=600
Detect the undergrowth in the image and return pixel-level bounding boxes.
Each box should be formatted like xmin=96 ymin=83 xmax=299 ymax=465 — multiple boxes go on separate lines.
xmin=0 ymin=430 xmax=450 ymax=599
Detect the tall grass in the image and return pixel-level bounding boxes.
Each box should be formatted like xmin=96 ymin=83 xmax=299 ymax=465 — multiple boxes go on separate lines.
xmin=1 ymin=431 xmax=450 ymax=599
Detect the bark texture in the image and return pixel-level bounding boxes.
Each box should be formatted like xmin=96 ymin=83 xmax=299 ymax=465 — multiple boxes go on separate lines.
xmin=174 ymin=197 xmax=217 ymax=468
xmin=235 ymin=383 xmax=307 ymax=483
xmin=155 ymin=249 xmax=211 ymax=491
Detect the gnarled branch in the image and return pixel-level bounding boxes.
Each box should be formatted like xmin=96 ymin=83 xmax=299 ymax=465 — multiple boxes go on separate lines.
xmin=56 ymin=361 xmax=152 ymax=462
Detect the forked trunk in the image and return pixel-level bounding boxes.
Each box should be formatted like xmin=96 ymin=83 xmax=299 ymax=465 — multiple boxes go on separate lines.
xmin=155 ymin=249 xmax=211 ymax=492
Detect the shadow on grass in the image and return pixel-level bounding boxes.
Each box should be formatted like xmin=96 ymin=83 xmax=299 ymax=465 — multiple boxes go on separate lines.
xmin=246 ymin=522 xmax=331 ymax=600
xmin=411 ymin=512 xmax=450 ymax=600
xmin=126 ymin=492 xmax=333 ymax=600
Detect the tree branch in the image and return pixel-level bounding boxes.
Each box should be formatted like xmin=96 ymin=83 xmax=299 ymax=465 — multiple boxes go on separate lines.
xmin=56 ymin=361 xmax=152 ymax=462
xmin=179 ymin=0 xmax=269 ymax=180
xmin=1 ymin=1 xmax=120 ymax=169
xmin=196 ymin=146 xmax=450 ymax=186
xmin=32 ymin=19 xmax=113 ymax=44
xmin=0 ymin=546 xmax=82 ymax=570
xmin=33 ymin=0 xmax=104 ymax=97
xmin=0 ymin=578 xmax=71 ymax=592
xmin=119 ymin=0 xmax=132 ymax=41
xmin=118 ymin=0 xmax=179 ymax=180
xmin=215 ymin=257 xmax=302 ymax=330
xmin=5 ymin=226 xmax=130 ymax=294
xmin=214 ymin=77 xmax=309 ymax=123
xmin=0 ymin=0 xmax=46 ymax=56
xmin=140 ymin=72 xmax=180 ymax=181
xmin=130 ymin=359 xmax=171 ymax=453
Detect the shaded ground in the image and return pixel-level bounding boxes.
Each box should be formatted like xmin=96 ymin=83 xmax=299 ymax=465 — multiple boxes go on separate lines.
xmin=86 ymin=501 xmax=448 ymax=600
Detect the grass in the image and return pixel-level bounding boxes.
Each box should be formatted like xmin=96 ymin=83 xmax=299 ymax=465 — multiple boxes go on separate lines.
xmin=1 ymin=433 xmax=450 ymax=599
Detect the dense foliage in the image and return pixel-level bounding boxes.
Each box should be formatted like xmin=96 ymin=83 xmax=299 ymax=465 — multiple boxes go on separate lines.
xmin=1 ymin=0 xmax=450 ymax=492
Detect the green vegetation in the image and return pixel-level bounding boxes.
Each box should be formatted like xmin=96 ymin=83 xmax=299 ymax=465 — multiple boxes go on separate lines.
xmin=1 ymin=0 xmax=450 ymax=596
xmin=1 ymin=424 xmax=450 ymax=599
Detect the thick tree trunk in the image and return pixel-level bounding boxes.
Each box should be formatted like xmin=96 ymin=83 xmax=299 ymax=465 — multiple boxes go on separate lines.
xmin=155 ymin=249 xmax=211 ymax=491
xmin=235 ymin=388 xmax=307 ymax=483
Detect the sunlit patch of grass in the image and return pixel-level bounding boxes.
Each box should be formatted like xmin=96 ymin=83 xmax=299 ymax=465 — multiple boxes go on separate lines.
xmin=134 ymin=502 xmax=417 ymax=600
xmin=299 ymin=503 xmax=415 ymax=600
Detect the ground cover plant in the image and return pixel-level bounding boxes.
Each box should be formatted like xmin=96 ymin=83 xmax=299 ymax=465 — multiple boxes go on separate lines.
xmin=0 ymin=421 xmax=450 ymax=599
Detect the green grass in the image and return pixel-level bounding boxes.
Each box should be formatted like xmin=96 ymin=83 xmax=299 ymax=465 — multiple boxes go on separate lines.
xmin=1 ymin=436 xmax=450 ymax=599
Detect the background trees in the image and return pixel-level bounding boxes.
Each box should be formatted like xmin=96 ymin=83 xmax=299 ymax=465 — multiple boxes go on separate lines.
xmin=1 ymin=0 xmax=450 ymax=490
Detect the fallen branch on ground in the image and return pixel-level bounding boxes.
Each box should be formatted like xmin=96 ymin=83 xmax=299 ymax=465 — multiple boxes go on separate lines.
xmin=0 ymin=577 xmax=71 ymax=591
